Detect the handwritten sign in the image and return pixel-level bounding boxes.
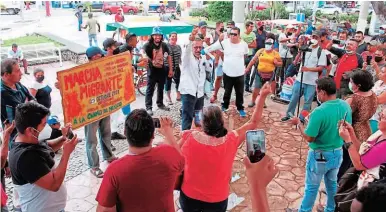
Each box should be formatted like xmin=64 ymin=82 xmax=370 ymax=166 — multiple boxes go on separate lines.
xmin=57 ymin=52 xmax=136 ymax=129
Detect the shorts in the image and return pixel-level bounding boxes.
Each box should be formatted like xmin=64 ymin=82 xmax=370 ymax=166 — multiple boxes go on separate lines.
xmin=254 ymin=72 xmax=274 ymax=89
xmin=215 ymin=64 xmax=223 ymax=77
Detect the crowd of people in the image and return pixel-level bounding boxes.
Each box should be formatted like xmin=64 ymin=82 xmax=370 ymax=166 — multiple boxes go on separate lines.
xmin=2 ymin=13 xmax=386 ymax=212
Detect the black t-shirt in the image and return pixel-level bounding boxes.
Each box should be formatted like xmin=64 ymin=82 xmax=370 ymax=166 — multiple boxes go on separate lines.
xmin=9 ymin=141 xmax=55 ymax=185
xmin=143 ymin=41 xmax=170 ymax=73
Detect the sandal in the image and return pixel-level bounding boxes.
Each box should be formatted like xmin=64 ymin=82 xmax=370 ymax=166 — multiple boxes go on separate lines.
xmin=90 ymin=168 xmax=104 ymax=178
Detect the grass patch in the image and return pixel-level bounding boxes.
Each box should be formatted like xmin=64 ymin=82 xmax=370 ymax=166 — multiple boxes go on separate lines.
xmin=2 ymin=34 xmax=64 ymax=47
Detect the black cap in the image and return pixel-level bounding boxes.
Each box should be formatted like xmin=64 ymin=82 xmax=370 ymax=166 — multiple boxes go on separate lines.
xmin=103 ymin=38 xmax=118 ymax=51
xmin=125 ymin=33 xmax=137 ymax=41
xmin=227 ymin=20 xmax=235 ymax=26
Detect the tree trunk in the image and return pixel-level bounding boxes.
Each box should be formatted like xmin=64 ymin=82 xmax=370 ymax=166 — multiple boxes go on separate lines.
xmin=371 ymin=1 xmax=386 ymax=23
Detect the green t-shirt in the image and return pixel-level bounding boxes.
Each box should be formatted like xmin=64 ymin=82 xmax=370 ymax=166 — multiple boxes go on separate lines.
xmin=305 ymin=99 xmax=352 ymax=151
xmin=241 ymin=32 xmax=256 ymax=56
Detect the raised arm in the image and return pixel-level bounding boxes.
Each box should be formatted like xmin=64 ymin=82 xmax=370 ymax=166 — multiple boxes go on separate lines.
xmin=235 ymin=83 xmax=271 ymax=146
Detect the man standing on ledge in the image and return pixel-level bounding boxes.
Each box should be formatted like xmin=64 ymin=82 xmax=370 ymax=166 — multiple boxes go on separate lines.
xmin=143 ymin=27 xmax=173 ymax=116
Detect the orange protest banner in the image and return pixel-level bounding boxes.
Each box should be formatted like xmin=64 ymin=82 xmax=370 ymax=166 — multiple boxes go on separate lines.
xmin=57 ymin=52 xmax=136 ymax=129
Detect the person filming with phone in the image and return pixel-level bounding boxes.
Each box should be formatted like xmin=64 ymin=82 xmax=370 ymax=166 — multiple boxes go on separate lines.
xmin=287 ymin=77 xmax=352 ymax=212
xmin=362 ymin=46 xmax=386 ymax=82
xmin=177 ymin=82 xmax=271 ymax=212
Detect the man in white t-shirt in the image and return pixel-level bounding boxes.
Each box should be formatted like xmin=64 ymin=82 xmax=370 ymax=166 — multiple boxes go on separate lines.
xmin=282 ymin=31 xmax=327 ymax=122
xmin=278 ymin=24 xmax=301 ymax=84
xmin=204 ymin=27 xmax=249 ymax=117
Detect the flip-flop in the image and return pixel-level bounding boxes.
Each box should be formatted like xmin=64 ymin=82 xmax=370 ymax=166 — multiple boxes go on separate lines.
xmin=90 ymin=168 xmax=104 ymax=178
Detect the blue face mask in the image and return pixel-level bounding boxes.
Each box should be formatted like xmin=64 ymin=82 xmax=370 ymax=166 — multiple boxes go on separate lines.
xmin=380 ymin=29 xmax=385 ymax=35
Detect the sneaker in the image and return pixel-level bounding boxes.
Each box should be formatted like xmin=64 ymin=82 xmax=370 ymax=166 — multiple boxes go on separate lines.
xmin=281 ymin=116 xmax=291 ymax=122
xmin=111 ymin=132 xmax=126 ymax=140
xmin=147 ymin=109 xmax=153 ymax=116
xmin=238 ymin=110 xmax=247 ymax=117
xmin=245 ymin=88 xmax=252 ymax=93
xmin=248 ymin=102 xmax=255 ymax=108
xmin=111 ymin=144 xmax=116 ymax=151
xmin=158 ymin=104 xmax=170 ymax=111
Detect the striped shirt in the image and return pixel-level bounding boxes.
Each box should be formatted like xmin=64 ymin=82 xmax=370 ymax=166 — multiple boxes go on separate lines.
xmin=164 ymin=43 xmax=182 ymax=70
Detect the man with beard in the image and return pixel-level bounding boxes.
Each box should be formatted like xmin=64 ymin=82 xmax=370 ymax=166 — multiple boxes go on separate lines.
xmin=355 ymin=31 xmax=367 ymax=55
xmin=143 ymin=27 xmax=173 ymax=116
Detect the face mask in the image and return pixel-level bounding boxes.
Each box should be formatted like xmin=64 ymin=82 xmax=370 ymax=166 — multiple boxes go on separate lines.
xmin=380 ymin=30 xmax=385 ymax=34
xmin=36 ymin=76 xmax=44 ymax=83
xmin=265 ymin=44 xmax=272 ymax=50
xmin=310 ymin=39 xmax=318 ymax=46
xmin=340 ymin=40 xmax=346 ymax=45
xmin=32 ymin=125 xmax=52 ymax=142
xmin=219 ymin=28 xmax=224 ymax=33
xmin=375 ymin=56 xmax=384 ymax=62
xmin=259 ymin=26 xmax=264 ymax=31
xmin=287 ymin=32 xmax=293 ymax=36
xmin=227 ymin=28 xmax=232 ymax=34
xmin=316 ymin=94 xmax=322 ymax=104
xmin=349 ymin=82 xmax=354 ymax=92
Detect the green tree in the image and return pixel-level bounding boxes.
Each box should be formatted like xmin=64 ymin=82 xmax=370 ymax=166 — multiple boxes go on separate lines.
xmin=207 ymin=1 xmax=233 ymax=22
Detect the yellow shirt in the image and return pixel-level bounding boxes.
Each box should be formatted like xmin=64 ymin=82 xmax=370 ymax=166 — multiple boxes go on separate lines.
xmin=256 ymin=49 xmax=281 ymax=73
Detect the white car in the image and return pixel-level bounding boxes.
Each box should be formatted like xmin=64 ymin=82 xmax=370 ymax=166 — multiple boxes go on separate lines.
xmin=346 ymin=4 xmax=374 ymax=15
xmin=0 ymin=1 xmax=21 ymax=15
xmin=315 ymin=4 xmax=343 ymax=15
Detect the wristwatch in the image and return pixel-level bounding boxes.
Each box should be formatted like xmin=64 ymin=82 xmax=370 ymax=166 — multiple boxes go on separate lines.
xmin=344 ymin=141 xmax=353 ymax=149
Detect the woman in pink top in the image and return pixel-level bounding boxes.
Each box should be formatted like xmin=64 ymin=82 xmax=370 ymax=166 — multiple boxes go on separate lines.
xmin=178 ymin=83 xmax=272 ymax=212
xmin=339 ymin=108 xmax=386 ymax=190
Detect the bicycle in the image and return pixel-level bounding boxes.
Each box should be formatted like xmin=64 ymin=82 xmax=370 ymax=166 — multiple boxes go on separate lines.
xmin=133 ymin=66 xmax=148 ymax=96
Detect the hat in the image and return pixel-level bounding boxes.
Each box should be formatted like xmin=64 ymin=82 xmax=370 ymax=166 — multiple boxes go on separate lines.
xmin=125 ymin=32 xmax=137 ymax=41
xmin=227 ymin=20 xmax=235 ymax=26
xmin=86 ymin=46 xmax=104 ymax=58
xmin=103 ymin=38 xmax=118 ymax=51
xmin=151 ymin=26 xmax=163 ymax=35
xmin=198 ymin=21 xmax=208 ymax=28
xmin=312 ymin=30 xmax=323 ymax=37
xmin=286 ymin=24 xmax=295 ymax=29
xmin=47 ymin=115 xmax=60 ymax=125
xmin=369 ymin=40 xmax=380 ymax=46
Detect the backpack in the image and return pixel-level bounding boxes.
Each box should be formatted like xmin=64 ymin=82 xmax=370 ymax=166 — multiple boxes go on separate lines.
xmin=152 ymin=45 xmax=164 ymax=68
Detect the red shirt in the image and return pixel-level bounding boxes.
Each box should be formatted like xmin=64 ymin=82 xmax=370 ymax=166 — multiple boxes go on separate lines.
xmin=180 ymin=130 xmax=239 ymax=202
xmin=115 ymin=14 xmax=124 ymax=22
xmin=96 ymin=145 xmax=184 ymax=212
xmin=320 ymin=40 xmax=332 ymax=50
xmin=334 ymin=53 xmax=361 ymax=89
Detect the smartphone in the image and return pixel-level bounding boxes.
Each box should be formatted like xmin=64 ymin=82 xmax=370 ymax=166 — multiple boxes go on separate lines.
xmin=194 ymin=110 xmax=202 ymax=127
xmin=332 ymin=39 xmax=341 ymax=45
xmin=342 ymin=112 xmax=348 ymax=127
xmin=6 ymin=105 xmax=14 ymax=123
xmin=246 ymin=130 xmax=266 ymax=163
xmin=153 ymin=118 xmax=161 ymax=128
xmin=366 ymin=56 xmax=372 ymax=65
xmin=67 ymin=128 xmax=74 ymax=139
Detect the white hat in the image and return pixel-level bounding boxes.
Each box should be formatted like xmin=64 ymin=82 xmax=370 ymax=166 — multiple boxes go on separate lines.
xmin=286 ymin=24 xmax=295 ymax=29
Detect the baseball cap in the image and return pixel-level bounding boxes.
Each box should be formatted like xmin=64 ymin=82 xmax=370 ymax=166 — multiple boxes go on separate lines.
xmin=286 ymin=24 xmax=295 ymax=29
xmin=198 ymin=21 xmax=208 ymax=28
xmin=125 ymin=32 xmax=137 ymax=41
xmin=227 ymin=20 xmax=235 ymax=26
xmin=47 ymin=115 xmax=60 ymax=125
xmin=369 ymin=40 xmax=380 ymax=46
xmin=312 ymin=30 xmax=323 ymax=37
xmin=151 ymin=26 xmax=163 ymax=35
xmin=86 ymin=46 xmax=104 ymax=58
xmin=103 ymin=38 xmax=118 ymax=51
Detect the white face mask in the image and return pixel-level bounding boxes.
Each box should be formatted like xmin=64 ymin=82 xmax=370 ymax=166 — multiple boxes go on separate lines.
xmin=33 ymin=124 xmax=53 ymax=142
xmin=265 ymin=44 xmax=273 ymax=50
xmin=310 ymin=39 xmax=318 ymax=46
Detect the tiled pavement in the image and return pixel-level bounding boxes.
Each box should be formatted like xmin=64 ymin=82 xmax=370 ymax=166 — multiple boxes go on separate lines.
xmin=64 ymin=95 xmax=326 ymax=212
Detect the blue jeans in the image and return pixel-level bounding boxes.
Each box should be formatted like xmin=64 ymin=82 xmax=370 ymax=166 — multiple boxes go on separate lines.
xmin=286 ymin=80 xmax=316 ymax=119
xmin=78 ymin=19 xmax=82 ymax=31
xmin=299 ymin=148 xmax=343 ymax=212
xmin=84 ymin=116 xmax=115 ymax=168
xmin=88 ymin=34 xmax=98 ymax=47
xmin=181 ymin=94 xmax=204 ymax=131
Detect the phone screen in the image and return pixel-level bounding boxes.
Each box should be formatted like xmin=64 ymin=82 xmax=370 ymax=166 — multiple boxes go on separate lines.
xmin=194 ymin=110 xmax=202 ymax=127
xmin=246 ymin=130 xmax=266 ymax=163
xmin=366 ymin=56 xmax=372 ymax=65
xmin=153 ymin=118 xmax=161 ymax=128
xmin=343 ymin=112 xmax=348 ymax=126
xmin=6 ymin=105 xmax=14 ymax=123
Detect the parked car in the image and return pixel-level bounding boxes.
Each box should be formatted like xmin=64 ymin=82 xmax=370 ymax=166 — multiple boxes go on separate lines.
xmin=0 ymin=1 xmax=20 ymax=15
xmin=315 ymin=4 xmax=343 ymax=15
xmin=346 ymin=4 xmax=374 ymax=15
xmin=102 ymin=2 xmax=138 ymax=15
xmin=78 ymin=1 xmax=104 ymax=12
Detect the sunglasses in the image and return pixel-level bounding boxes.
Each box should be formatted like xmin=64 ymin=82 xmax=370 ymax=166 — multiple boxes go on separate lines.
xmin=265 ymin=42 xmax=273 ymax=45
xmin=229 ymin=33 xmax=238 ymax=36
